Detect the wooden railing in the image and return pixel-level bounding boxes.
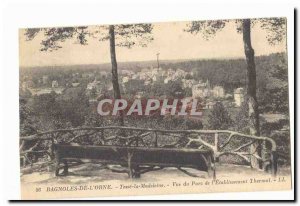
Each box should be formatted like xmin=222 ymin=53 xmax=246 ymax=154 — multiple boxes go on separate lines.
xmin=20 ymin=126 xmax=278 ymax=176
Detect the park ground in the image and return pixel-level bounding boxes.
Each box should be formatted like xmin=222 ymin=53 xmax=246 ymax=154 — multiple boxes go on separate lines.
xmin=21 ymin=163 xmax=291 ymax=185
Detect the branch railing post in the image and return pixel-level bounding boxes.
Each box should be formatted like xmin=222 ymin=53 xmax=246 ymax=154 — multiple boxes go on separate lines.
xmin=135 ymin=136 xmax=139 ymax=147
xmin=214 ymin=133 xmax=219 ymax=162
xmin=261 ymin=140 xmax=268 ymax=171
xmin=101 ymin=129 xmax=104 ymax=144
xmin=154 ymin=132 xmax=158 ymax=147
xmin=49 ymin=138 xmax=55 ymax=160
xmin=270 ymin=151 xmax=278 ymax=177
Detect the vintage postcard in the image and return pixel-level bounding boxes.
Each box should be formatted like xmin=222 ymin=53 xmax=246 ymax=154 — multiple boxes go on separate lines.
xmin=19 ymin=17 xmax=292 ymax=200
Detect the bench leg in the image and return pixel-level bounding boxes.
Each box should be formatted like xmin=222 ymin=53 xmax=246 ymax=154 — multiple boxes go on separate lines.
xmin=128 ymin=168 xmax=134 ymax=179
xmin=207 ymin=166 xmax=216 ymax=179
xmin=212 ymin=164 xmax=216 ymax=180
xmin=62 ymin=160 xmax=69 ymax=176
xmin=208 ymin=167 xmax=216 ymax=180
xmin=55 ymin=159 xmax=60 ymax=176
xmin=127 ymin=151 xmax=138 ymax=179
xmin=206 ymin=155 xmax=216 ymax=179
xmin=133 ymin=166 xmax=141 ymax=178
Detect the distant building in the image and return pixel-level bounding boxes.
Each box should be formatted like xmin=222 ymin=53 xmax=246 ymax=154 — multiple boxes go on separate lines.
xmin=21 ymin=81 xmax=34 ymax=91
xmin=52 ymin=80 xmax=59 ymax=88
xmin=152 ymin=75 xmax=157 ymax=82
xmin=192 ymin=85 xmax=205 ymax=98
xmin=261 ymin=113 xmax=287 ymax=123
xmin=106 ymin=81 xmax=113 ymax=91
xmin=121 ymin=70 xmax=134 ymax=76
xmin=234 ymin=88 xmax=244 ymax=107
xmin=151 ymin=68 xmax=160 ymax=76
xmin=29 ymin=88 xmax=64 ymax=96
xmin=135 ymin=91 xmax=144 ymax=99
xmin=122 ymin=76 xmax=129 ymax=83
xmin=42 ymin=75 xmax=49 ymax=84
xmin=71 ymin=82 xmax=80 ymax=87
xmin=72 ymin=72 xmax=80 ymax=77
xmin=182 ymin=79 xmax=196 ymax=88
xmin=167 ymin=69 xmax=175 ymax=76
xmin=174 ymin=69 xmax=187 ymax=78
xmin=164 ymin=77 xmax=171 ymax=84
xmin=205 ymin=101 xmax=216 ymax=109
xmin=212 ymin=86 xmax=225 ymax=98
xmin=82 ymin=72 xmax=95 ymax=78
xmin=225 ymin=94 xmax=233 ymax=99
xmin=144 ymin=79 xmax=152 ymax=86
xmin=192 ymin=80 xmax=211 ymax=98
xmin=132 ymin=74 xmax=138 ymax=80
xmin=222 ymin=100 xmax=234 ymax=108
xmin=87 ymin=79 xmax=102 ymax=92
xmin=139 ymin=73 xmax=148 ymax=80
xmin=203 ymin=88 xmax=211 ymax=97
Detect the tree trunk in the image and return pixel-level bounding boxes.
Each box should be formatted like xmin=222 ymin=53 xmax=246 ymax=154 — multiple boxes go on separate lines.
xmin=109 ymin=25 xmax=124 ymax=126
xmin=242 ymin=19 xmax=261 ymax=169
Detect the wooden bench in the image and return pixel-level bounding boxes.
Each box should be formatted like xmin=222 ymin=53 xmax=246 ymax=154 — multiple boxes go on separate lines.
xmin=53 ymin=144 xmax=216 ymax=179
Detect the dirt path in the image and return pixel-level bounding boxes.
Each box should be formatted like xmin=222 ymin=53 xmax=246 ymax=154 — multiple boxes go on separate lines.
xmin=21 ymin=163 xmax=291 ymax=185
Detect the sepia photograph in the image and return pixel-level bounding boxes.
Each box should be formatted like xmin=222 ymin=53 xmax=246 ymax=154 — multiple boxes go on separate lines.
xmin=18 ymin=17 xmax=292 ymax=199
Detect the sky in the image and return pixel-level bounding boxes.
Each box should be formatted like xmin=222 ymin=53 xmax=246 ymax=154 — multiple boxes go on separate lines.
xmin=19 ymin=20 xmax=286 ymax=67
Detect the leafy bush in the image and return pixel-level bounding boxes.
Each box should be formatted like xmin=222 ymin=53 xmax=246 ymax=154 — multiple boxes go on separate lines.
xmin=208 ymin=102 xmax=233 ymax=130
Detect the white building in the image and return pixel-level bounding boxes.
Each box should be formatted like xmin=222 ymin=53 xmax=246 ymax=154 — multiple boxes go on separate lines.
xmin=122 ymin=76 xmax=129 ymax=83
xmin=52 ymin=80 xmax=59 ymax=88
xmin=203 ymin=88 xmax=211 ymax=97
xmin=132 ymin=74 xmax=138 ymax=80
xmin=163 ymin=77 xmax=170 ymax=84
xmin=234 ymin=88 xmax=244 ymax=107
xmin=212 ymin=86 xmax=225 ymax=98
xmin=21 ymin=81 xmax=34 ymax=91
xmin=192 ymin=84 xmax=205 ymax=98
xmin=87 ymin=79 xmax=101 ymax=90
xmin=192 ymin=80 xmax=211 ymax=98
xmin=29 ymin=88 xmax=64 ymax=96
xmin=182 ymin=79 xmax=196 ymax=88
xmin=72 ymin=82 xmax=80 ymax=87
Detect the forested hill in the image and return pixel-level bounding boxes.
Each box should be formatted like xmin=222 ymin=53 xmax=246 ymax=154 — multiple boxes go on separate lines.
xmin=21 ymin=52 xmax=286 ymax=93
xmin=159 ymin=52 xmax=287 ymax=92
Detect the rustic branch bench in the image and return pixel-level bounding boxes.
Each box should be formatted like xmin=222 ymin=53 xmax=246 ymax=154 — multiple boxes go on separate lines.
xmin=53 ymin=144 xmax=216 ymax=179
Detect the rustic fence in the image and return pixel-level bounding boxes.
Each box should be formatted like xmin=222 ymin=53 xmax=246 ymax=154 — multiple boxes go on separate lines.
xmin=20 ymin=126 xmax=278 ymax=176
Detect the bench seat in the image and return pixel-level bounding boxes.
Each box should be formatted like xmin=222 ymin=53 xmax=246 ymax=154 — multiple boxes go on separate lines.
xmin=54 ymin=144 xmax=215 ymax=178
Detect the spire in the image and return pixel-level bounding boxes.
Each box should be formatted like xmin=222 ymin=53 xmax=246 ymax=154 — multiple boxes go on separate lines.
xmin=206 ymin=79 xmax=210 ymax=88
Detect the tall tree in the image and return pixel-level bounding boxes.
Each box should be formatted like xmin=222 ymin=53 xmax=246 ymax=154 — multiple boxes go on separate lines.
xmin=185 ymin=17 xmax=286 ymax=168
xmin=259 ymin=53 xmax=289 ymax=115
xmin=108 ymin=25 xmax=123 ymax=125
xmin=25 ymin=24 xmax=153 ymax=126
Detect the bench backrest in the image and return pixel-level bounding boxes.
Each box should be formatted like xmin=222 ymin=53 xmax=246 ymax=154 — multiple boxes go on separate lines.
xmin=54 ymin=144 xmax=213 ymax=170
